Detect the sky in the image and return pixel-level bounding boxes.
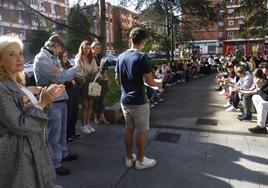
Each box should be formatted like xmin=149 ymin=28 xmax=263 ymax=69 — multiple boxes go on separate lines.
xmin=69 ymin=0 xmax=137 ymax=12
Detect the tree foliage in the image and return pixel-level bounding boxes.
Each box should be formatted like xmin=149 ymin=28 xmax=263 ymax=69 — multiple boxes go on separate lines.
xmin=223 ymin=0 xmax=267 ymax=38
xmin=29 ymin=30 xmax=50 ymax=54
xmin=121 ymin=0 xmax=218 ymax=59
xmin=65 ymin=5 xmax=92 ymax=55
xmin=238 ymin=0 xmax=268 ymax=38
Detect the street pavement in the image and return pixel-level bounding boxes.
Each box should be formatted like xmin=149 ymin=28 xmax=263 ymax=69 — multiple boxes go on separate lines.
xmin=56 ymin=75 xmax=268 ymax=188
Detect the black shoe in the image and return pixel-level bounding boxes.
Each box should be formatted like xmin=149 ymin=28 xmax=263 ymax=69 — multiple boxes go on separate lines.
xmin=67 ymin=138 xmax=76 ymax=144
xmin=55 ymin=166 xmax=70 ymax=176
xmin=155 ymin=98 xmax=164 ymax=102
xmin=62 ymin=154 xmax=78 ymax=162
xmin=238 ymin=115 xmax=252 ymax=121
xmin=74 ymin=134 xmax=82 ymax=140
xmin=215 ymin=87 xmax=222 ymax=91
xmin=248 ymin=126 xmax=267 ymax=134
xmin=237 ymin=113 xmax=244 ymax=118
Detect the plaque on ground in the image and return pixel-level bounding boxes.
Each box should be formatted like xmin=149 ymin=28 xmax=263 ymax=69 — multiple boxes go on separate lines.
xmin=154 ymin=132 xmax=181 ymax=143
xmin=196 ymin=118 xmax=218 ymax=126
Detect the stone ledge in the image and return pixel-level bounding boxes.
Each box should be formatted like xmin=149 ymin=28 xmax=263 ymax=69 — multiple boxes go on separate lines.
xmin=104 ymin=102 xmax=123 ymax=123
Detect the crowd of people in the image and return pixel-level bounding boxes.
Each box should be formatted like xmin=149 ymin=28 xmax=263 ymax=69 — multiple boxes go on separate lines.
xmin=146 ymin=56 xmax=222 ymax=108
xmin=0 ymin=32 xmax=113 ymax=187
xmin=214 ymin=54 xmax=268 ymax=134
xmin=0 ymin=27 xmax=214 ymax=187
xmin=2 ymin=27 xmax=267 ymax=188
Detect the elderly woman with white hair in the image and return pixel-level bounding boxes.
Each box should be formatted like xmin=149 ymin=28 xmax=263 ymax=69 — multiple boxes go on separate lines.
xmin=0 ymin=34 xmax=65 ymax=188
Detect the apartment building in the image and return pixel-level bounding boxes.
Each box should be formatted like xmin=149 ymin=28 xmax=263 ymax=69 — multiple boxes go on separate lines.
xmin=85 ymin=2 xmax=139 ymax=54
xmin=186 ymin=0 xmax=268 ymax=56
xmin=0 ymin=0 xmax=69 ymax=41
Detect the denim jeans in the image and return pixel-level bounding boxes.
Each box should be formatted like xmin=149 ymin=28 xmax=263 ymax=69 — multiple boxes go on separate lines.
xmin=47 ymin=101 xmax=68 ymax=168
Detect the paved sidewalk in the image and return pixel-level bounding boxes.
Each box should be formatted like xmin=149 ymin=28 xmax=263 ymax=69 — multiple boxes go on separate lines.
xmin=55 ymin=75 xmax=268 ymax=188
xmin=150 ymin=75 xmax=261 ymax=135
xmin=56 ymin=126 xmax=268 ymax=188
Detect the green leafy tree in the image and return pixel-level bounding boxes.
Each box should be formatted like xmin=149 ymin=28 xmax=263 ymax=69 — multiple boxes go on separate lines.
xmin=29 ymin=30 xmax=50 ymax=54
xmin=228 ymin=0 xmax=268 ymax=38
xmin=65 ymin=5 xmax=92 ymax=55
xmin=120 ymin=0 xmax=219 ymax=60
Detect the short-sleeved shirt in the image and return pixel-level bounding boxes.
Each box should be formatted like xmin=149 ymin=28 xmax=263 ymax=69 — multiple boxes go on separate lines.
xmin=116 ymin=49 xmax=152 ymax=105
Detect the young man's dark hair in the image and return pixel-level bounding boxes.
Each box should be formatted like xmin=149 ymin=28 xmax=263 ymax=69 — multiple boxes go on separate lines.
xmin=129 ymin=27 xmax=147 ymax=45
xmin=259 ymin=62 xmax=268 ymax=69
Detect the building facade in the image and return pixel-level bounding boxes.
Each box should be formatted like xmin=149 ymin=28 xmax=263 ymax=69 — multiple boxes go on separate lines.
xmin=0 ymin=0 xmax=69 ymax=41
xmin=187 ymin=0 xmax=268 ymax=57
xmin=85 ymin=2 xmax=139 ymax=54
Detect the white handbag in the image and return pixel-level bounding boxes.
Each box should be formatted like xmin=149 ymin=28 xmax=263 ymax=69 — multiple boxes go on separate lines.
xmin=88 ymin=58 xmax=106 ymax=97
xmin=88 ymin=81 xmax=102 ymax=96
xmin=88 ymin=72 xmax=101 ymax=97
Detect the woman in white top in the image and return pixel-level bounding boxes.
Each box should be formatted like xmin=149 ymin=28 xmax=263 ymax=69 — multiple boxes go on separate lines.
xmin=75 ymin=41 xmax=98 ymax=134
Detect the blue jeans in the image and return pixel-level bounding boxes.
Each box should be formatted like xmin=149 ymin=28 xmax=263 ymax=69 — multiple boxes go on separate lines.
xmin=47 ymin=102 xmax=68 ymax=168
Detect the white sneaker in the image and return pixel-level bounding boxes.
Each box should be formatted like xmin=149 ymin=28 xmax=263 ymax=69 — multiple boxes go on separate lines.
xmin=223 ymin=102 xmax=231 ymax=108
xmin=125 ymin=154 xmax=137 ymax=168
xmin=79 ymin=126 xmax=91 ymax=134
xmin=87 ymin=125 xmax=95 ymax=133
xmin=135 ymin=156 xmax=157 ymax=170
xmin=226 ymin=106 xmax=238 ymax=112
xmin=219 ymin=90 xmax=225 ymax=95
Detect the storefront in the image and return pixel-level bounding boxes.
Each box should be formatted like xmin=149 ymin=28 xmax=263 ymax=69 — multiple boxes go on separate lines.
xmin=224 ymin=38 xmax=266 ymax=57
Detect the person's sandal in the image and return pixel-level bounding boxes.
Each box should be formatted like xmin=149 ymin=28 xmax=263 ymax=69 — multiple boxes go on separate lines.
xmin=101 ymin=118 xmax=110 ymax=125
xmin=94 ymin=118 xmax=100 ymax=125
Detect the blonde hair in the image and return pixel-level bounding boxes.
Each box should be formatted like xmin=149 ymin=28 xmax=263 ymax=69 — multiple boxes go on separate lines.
xmin=235 ymin=65 xmax=246 ymax=75
xmin=0 ymin=34 xmax=25 ymax=84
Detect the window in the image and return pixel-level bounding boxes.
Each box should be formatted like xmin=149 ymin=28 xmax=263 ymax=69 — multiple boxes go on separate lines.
xmin=219 ymin=10 xmax=224 ymax=17
xmin=18 ymin=11 xmax=24 ymax=24
xmin=228 ymin=8 xmax=234 ymax=14
xmin=218 ymin=21 xmax=224 ymax=26
xmin=228 ymin=31 xmax=234 ymax=37
xmin=219 ymin=32 xmax=224 ymax=38
xmin=208 ymin=45 xmax=216 ymax=53
xmin=51 ymin=4 xmax=55 ymax=14
xmin=19 ymin=29 xmax=26 ymax=40
xmin=31 ymin=18 xmax=38 ymax=26
xmin=238 ymin=19 xmax=244 ymax=25
xmin=228 ymin=20 xmax=234 ymax=26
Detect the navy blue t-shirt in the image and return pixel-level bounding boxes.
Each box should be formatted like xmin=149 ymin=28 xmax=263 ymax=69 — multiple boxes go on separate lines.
xmin=116 ymin=49 xmax=152 ymax=105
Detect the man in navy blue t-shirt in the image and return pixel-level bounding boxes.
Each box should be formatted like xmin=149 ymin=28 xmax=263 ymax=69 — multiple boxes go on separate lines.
xmin=115 ymin=27 xmax=162 ymax=170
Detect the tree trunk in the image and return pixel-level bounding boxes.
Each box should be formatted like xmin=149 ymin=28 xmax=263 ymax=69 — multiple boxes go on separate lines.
xmin=164 ymin=1 xmax=171 ymax=61
xmin=171 ymin=14 xmax=174 ymax=61
xmin=99 ymin=0 xmax=106 ymax=56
